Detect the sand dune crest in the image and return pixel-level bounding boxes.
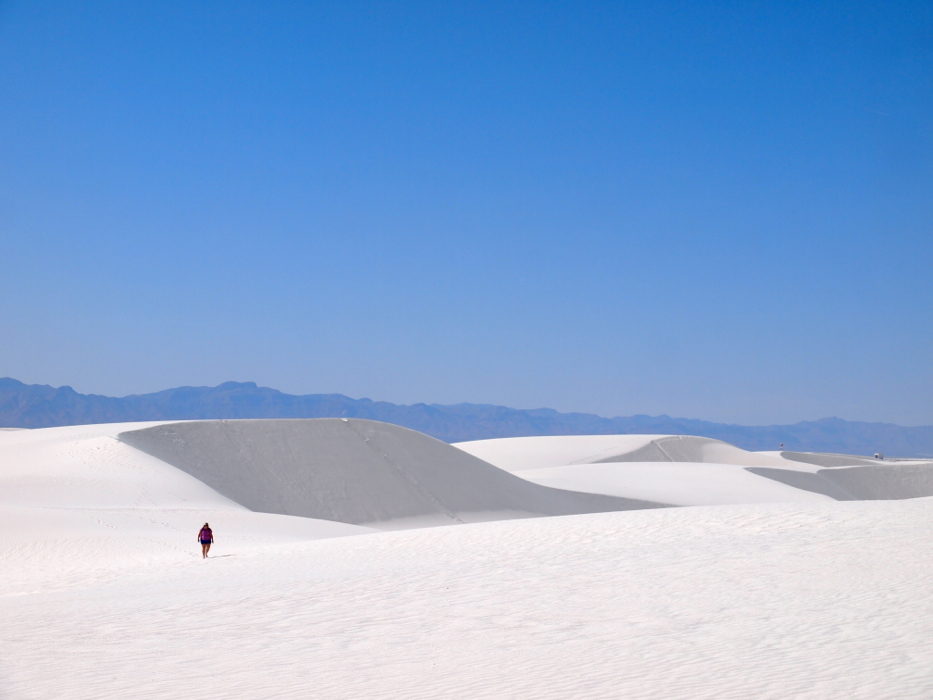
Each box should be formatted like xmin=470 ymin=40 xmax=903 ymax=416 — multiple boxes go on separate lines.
xmin=119 ymin=419 xmax=666 ymax=527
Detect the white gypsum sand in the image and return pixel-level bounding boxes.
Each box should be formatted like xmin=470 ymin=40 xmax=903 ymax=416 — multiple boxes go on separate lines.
xmin=452 ymin=434 xmax=668 ymax=471
xmin=456 ymin=434 xmax=933 ymax=505
xmin=117 ymin=419 xmax=665 ymax=524
xmin=512 ymin=461 xmax=833 ymax=506
xmin=2 ymin=500 xmax=932 ymax=699
xmin=454 ymin=434 xmax=807 ymax=471
xmin=1 ymin=423 xmax=932 ymax=699
xmin=454 ymin=435 xmax=825 ymax=505
xmin=0 ymin=423 xmax=372 ymax=596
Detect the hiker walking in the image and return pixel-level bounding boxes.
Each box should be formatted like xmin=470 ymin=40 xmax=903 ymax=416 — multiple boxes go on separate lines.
xmin=198 ymin=523 xmax=214 ymax=558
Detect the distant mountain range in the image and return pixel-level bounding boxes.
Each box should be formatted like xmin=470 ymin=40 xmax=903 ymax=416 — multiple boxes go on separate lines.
xmin=1 ymin=377 xmax=931 ymax=457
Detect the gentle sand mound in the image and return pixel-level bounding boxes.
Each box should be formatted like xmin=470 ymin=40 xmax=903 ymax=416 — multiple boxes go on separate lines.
xmin=515 ymin=462 xmax=833 ymax=506
xmin=458 ymin=434 xmax=933 ymax=503
xmin=781 ymin=450 xmax=882 ymax=467
xmin=750 ymin=463 xmax=933 ymax=500
xmin=0 ymin=423 xmax=373 ymax=595
xmin=456 ymin=434 xmax=792 ymax=471
xmin=119 ymin=419 xmax=665 ymax=527
xmin=451 ymin=435 xmax=666 ymax=472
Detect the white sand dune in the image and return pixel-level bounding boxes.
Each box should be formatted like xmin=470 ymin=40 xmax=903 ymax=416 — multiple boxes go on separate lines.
xmin=0 ymin=422 xmax=237 ymax=510
xmin=3 ymin=423 xmax=933 ymax=698
xmin=514 ymin=462 xmax=833 ymax=506
xmin=451 ymin=434 xmax=667 ymax=471
xmin=0 ymin=423 xmax=372 ymax=596
xmin=458 ymin=434 xmax=933 ymax=504
xmin=119 ymin=419 xmax=664 ymax=527
xmin=781 ymin=450 xmax=902 ymax=467
xmin=454 ymin=434 xmax=796 ymax=471
xmin=456 ymin=435 xmax=828 ymax=505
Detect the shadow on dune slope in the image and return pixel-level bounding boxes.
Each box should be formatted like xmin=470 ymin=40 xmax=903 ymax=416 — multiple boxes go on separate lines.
xmin=780 ymin=451 xmax=881 ymax=468
xmin=594 ymin=435 xmax=718 ymax=463
xmin=118 ymin=419 xmax=666 ymax=528
xmin=749 ymin=464 xmax=933 ymax=501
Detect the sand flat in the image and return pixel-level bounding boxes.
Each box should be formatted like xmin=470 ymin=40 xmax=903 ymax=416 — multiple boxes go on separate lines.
xmin=2 ymin=500 xmax=932 ymax=699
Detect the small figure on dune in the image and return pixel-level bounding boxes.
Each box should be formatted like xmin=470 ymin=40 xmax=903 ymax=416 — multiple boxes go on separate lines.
xmin=198 ymin=523 xmax=213 ymax=558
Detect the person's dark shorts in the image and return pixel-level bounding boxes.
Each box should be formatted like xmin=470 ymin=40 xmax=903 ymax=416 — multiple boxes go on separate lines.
xmin=200 ymin=540 xmax=212 ymax=545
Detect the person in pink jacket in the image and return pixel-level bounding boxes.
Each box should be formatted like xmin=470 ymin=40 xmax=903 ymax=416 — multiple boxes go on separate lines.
xmin=198 ymin=523 xmax=214 ymax=558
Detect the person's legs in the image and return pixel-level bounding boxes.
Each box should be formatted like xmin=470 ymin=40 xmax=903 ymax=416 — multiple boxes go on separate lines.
xmin=201 ymin=542 xmax=210 ymax=558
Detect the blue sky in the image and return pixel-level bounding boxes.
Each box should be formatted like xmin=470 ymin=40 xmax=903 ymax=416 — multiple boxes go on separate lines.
xmin=1 ymin=1 xmax=930 ymax=425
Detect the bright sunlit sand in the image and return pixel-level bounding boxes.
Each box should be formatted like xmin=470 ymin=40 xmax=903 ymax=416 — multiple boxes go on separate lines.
xmin=2 ymin=421 xmax=932 ymax=699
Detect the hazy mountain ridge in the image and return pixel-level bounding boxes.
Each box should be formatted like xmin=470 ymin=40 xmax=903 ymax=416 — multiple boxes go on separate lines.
xmin=1 ymin=377 xmax=931 ymax=456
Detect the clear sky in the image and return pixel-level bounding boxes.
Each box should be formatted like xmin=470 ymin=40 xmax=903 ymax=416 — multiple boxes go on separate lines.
xmin=1 ymin=1 xmax=930 ymax=425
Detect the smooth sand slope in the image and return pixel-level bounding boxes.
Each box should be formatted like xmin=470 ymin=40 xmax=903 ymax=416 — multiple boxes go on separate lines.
xmin=119 ymin=419 xmax=664 ymax=527
xmin=456 ymin=434 xmax=805 ymax=470
xmin=512 ymin=462 xmax=836 ymax=506
xmin=456 ymin=435 xmax=933 ymax=505
xmin=3 ymin=495 xmax=933 ymax=697
xmin=3 ymin=423 xmax=933 ymax=699
xmin=0 ymin=423 xmax=371 ymax=596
